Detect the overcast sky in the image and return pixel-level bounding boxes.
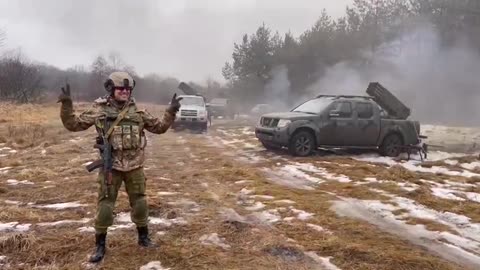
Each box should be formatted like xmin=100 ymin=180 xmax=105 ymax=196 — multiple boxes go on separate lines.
xmin=0 ymin=0 xmax=352 ymax=82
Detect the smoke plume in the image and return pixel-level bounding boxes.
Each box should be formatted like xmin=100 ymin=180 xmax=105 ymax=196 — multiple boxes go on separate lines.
xmin=305 ymin=23 xmax=480 ymax=127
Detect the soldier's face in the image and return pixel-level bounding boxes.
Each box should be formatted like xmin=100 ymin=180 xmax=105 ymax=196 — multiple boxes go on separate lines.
xmin=113 ymin=87 xmax=131 ymax=102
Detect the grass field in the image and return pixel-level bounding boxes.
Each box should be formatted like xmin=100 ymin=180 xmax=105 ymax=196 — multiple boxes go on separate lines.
xmin=1 ymin=102 xmax=480 ymax=270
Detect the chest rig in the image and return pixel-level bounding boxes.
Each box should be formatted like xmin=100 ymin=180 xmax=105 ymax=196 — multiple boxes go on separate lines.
xmin=94 ymin=103 xmax=147 ymax=151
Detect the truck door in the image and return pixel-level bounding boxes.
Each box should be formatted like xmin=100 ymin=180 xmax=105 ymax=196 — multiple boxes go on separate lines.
xmin=353 ymin=102 xmax=380 ymax=146
xmin=321 ymin=101 xmax=355 ymax=146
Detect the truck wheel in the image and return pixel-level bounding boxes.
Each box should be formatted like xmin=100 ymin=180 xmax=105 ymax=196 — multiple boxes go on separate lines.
xmin=261 ymin=141 xmax=281 ymax=151
xmin=288 ymin=131 xmax=316 ymax=157
xmin=380 ymin=133 xmax=402 ymax=157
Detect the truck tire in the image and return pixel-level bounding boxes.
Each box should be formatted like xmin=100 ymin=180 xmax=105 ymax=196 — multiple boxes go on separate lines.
xmin=261 ymin=141 xmax=281 ymax=151
xmin=288 ymin=131 xmax=316 ymax=157
xmin=380 ymin=133 xmax=402 ymax=157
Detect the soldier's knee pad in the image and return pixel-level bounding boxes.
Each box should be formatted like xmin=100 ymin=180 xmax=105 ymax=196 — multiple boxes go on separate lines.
xmin=131 ymin=196 xmax=148 ymax=225
xmin=95 ymin=202 xmax=115 ymax=228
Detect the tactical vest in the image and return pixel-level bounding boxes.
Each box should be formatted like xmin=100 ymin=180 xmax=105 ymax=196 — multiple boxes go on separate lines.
xmin=94 ymin=104 xmax=147 ymax=151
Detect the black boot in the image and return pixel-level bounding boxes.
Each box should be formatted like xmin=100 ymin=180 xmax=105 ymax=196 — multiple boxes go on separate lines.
xmin=137 ymin=226 xmax=156 ymax=247
xmin=89 ymin=233 xmax=106 ymax=263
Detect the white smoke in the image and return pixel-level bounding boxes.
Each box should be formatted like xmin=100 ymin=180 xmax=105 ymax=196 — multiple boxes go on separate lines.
xmin=264 ymin=65 xmax=292 ymax=111
xmin=305 ymin=23 xmax=480 ymax=126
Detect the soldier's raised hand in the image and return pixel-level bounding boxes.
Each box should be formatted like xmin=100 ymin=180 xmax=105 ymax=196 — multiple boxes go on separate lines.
xmin=167 ymin=93 xmax=183 ymax=113
xmin=57 ymin=84 xmax=72 ymax=103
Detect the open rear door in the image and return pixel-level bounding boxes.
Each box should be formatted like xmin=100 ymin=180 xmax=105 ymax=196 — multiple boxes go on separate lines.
xmin=366 ymin=82 xmax=411 ymax=119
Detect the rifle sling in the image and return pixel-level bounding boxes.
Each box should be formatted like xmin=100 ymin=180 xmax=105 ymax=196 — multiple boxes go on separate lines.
xmin=105 ymin=102 xmax=131 ymax=139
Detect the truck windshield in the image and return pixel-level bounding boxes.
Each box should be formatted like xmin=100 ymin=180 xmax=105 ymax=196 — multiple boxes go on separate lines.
xmin=292 ymin=98 xmax=332 ymax=114
xmin=180 ymin=97 xmax=205 ymax=106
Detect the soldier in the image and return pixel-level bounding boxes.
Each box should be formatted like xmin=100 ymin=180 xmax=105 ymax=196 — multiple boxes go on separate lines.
xmin=57 ymin=71 xmax=182 ymax=263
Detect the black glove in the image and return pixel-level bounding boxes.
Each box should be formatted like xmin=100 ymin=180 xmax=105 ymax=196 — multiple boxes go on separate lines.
xmin=57 ymin=84 xmax=72 ymax=103
xmin=167 ymin=93 xmax=182 ymax=113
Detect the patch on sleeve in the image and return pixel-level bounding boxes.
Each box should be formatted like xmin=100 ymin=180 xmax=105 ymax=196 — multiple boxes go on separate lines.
xmin=94 ymin=96 xmax=108 ymax=104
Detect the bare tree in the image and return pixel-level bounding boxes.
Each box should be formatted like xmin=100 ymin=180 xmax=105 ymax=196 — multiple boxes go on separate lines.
xmin=0 ymin=50 xmax=43 ymax=103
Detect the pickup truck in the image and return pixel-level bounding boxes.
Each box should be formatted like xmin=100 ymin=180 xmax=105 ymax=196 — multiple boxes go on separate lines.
xmin=207 ymin=98 xmax=235 ymax=119
xmin=255 ymin=83 xmax=423 ymax=157
xmin=171 ymin=95 xmax=209 ymax=132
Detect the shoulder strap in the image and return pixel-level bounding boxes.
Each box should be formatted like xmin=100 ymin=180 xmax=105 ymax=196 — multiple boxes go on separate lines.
xmin=105 ymin=102 xmax=131 ymax=139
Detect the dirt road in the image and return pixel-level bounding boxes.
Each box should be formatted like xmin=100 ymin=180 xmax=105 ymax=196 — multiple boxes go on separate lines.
xmin=1 ymin=106 xmax=480 ymax=269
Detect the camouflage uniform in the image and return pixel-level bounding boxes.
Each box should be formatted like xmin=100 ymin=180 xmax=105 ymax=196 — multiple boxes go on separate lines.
xmin=60 ymin=96 xmax=175 ymax=233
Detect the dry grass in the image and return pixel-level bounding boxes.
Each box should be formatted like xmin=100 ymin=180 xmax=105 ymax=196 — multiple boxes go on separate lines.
xmin=0 ymin=103 xmax=473 ymax=269
xmin=404 ymin=218 xmax=456 ymax=234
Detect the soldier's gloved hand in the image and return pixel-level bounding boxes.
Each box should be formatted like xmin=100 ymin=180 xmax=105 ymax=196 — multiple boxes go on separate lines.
xmin=166 ymin=93 xmax=182 ymax=114
xmin=57 ymin=84 xmax=72 ymax=104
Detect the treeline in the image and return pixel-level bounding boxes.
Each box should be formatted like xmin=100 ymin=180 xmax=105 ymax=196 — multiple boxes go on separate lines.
xmin=223 ymin=0 xmax=480 ymax=108
xmin=0 ymin=46 xmax=226 ymax=104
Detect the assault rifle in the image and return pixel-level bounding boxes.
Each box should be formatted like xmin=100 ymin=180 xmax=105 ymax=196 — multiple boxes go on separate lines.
xmin=85 ymin=116 xmax=114 ymax=198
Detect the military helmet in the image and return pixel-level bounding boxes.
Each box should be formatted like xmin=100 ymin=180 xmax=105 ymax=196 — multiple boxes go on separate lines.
xmin=104 ymin=71 xmax=136 ymax=93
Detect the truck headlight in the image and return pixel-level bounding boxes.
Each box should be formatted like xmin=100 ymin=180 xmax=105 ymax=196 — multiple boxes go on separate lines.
xmin=198 ymin=110 xmax=206 ymax=117
xmin=277 ymin=119 xmax=291 ymax=128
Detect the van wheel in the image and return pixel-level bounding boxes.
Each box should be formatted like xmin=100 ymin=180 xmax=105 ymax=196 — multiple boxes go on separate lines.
xmin=380 ymin=134 xmax=403 ymax=157
xmin=288 ymin=131 xmax=315 ymax=157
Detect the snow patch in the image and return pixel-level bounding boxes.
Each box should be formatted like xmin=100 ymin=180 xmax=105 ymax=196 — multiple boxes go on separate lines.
xmin=431 ymin=188 xmax=466 ymax=201
xmin=78 ymin=227 xmax=95 ymax=233
xmin=250 ymin=195 xmax=275 ymax=200
xmin=6 ymin=179 xmax=34 ymax=185
xmin=5 ymin=200 xmax=21 ymax=205
xmin=239 ymin=188 xmax=254 ymax=195
xmin=199 ymin=233 xmax=231 ymax=249
xmin=245 ymin=202 xmax=266 ymax=211
xmin=139 ymin=261 xmax=171 ymax=270
xmin=150 ymin=217 xmax=188 ymax=227
xmin=445 ymin=159 xmax=459 ymax=166
xmin=291 ymin=209 xmax=314 ymax=220
xmin=396 ymin=182 xmax=419 ymax=192
xmin=250 ymin=209 xmax=282 ymax=224
xmin=37 ymin=218 xmax=90 ymax=227
xmin=283 ymin=217 xmax=295 ymax=222
xmin=273 ymin=200 xmax=296 ymax=205
xmin=332 ymin=198 xmax=480 ymax=268
xmin=462 ymin=162 xmax=480 ymax=171
xmin=0 ymin=222 xmax=31 ymax=232
xmin=307 ymin=224 xmax=332 ymax=234
xmin=167 ymin=199 xmax=200 ymax=212
xmin=356 ymin=154 xmax=480 ymax=178
xmin=235 ymin=180 xmax=252 ymax=185
xmin=33 ymin=202 xmax=86 ymax=210
xmin=157 ymin=192 xmax=178 ymax=196
xmin=305 ymin=252 xmax=342 ymax=270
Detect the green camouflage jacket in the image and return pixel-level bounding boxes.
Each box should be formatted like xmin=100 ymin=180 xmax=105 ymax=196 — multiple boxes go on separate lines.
xmin=60 ymin=97 xmax=175 ymax=171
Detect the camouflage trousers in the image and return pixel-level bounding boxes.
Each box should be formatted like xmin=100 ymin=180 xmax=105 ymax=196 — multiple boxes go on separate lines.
xmin=94 ymin=167 xmax=148 ymax=233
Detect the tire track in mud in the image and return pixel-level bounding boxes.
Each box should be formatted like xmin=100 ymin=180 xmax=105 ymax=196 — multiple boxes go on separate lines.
xmin=143 ymin=129 xmax=343 ymax=269
xmin=200 ymin=125 xmax=480 ymax=270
